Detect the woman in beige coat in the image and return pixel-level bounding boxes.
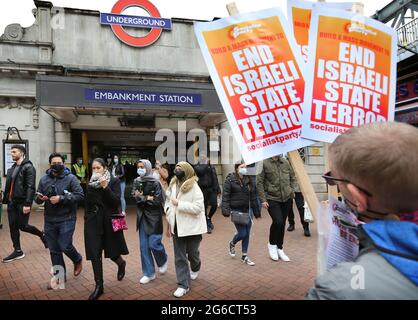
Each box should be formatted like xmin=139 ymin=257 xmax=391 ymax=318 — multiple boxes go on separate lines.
xmin=164 ymin=161 xmax=207 ymax=298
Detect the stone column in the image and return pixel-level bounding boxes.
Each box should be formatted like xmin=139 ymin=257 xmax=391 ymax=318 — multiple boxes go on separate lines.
xmin=54 ymin=120 xmax=72 ymax=164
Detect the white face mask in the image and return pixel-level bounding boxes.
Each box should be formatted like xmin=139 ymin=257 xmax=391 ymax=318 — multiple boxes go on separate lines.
xmin=114 ymin=159 xmax=118 ymax=164
xmin=137 ymin=168 xmax=146 ymax=177
xmin=238 ymin=167 xmax=247 ymax=176
xmin=91 ymin=172 xmax=102 ymax=180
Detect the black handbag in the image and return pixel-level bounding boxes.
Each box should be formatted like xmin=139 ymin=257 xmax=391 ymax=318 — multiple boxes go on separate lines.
xmin=230 ymin=183 xmax=252 ymax=225
xmin=230 ymin=209 xmax=251 ymax=225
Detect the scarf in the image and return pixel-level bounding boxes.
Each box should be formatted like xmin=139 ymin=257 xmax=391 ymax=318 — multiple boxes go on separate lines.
xmin=169 ymin=161 xmax=198 ymax=194
xmin=136 ymin=159 xmax=159 ymax=183
xmin=88 ymin=170 xmax=111 ymax=189
xmin=134 ymin=159 xmax=165 ymax=202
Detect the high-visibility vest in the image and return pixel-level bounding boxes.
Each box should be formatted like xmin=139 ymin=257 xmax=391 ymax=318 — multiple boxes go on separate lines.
xmin=73 ymin=164 xmax=87 ymax=182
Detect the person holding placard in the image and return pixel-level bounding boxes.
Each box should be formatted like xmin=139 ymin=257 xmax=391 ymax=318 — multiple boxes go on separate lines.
xmin=306 ymin=122 xmax=418 ymax=300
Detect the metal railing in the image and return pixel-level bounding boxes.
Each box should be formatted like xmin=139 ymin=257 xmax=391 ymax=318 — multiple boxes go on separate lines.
xmin=397 ymin=17 xmax=418 ymax=47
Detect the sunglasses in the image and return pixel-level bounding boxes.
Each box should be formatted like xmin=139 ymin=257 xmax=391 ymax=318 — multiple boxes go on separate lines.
xmin=322 ymin=171 xmax=373 ymax=197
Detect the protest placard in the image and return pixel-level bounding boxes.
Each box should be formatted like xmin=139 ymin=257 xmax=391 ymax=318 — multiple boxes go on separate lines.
xmin=301 ymin=6 xmax=397 ymax=143
xmin=325 ymin=196 xmax=363 ymax=271
xmin=194 ymin=8 xmax=313 ymax=164
xmin=287 ymin=0 xmax=354 ymax=64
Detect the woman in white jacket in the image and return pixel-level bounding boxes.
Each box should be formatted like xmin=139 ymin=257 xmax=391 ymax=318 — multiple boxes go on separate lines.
xmin=164 ymin=161 xmax=207 ymax=298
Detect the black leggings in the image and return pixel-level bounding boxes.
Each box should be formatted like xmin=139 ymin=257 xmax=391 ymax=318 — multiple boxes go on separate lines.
xmin=203 ymin=190 xmax=218 ymax=219
xmin=267 ymin=199 xmax=292 ymax=249
xmin=288 ymin=192 xmax=308 ymax=227
xmin=91 ymin=256 xmax=124 ymax=285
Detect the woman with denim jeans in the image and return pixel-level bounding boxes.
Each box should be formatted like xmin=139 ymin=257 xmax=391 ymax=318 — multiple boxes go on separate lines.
xmin=133 ymin=159 xmax=168 ymax=285
xmin=221 ymin=161 xmax=261 ymax=265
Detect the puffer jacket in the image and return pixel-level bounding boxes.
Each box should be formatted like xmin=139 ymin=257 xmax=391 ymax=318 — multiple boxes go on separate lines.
xmin=221 ymin=172 xmax=260 ymax=218
xmin=257 ymin=157 xmax=297 ymax=203
xmin=2 ymin=159 xmax=36 ymax=206
xmin=35 ymin=167 xmax=84 ymax=222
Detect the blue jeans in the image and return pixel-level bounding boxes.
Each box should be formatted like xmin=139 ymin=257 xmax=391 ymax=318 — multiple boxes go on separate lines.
xmin=232 ymin=220 xmax=252 ymax=254
xmin=138 ymin=218 xmax=167 ymax=277
xmin=44 ymin=217 xmax=82 ymax=276
xmin=120 ymin=181 xmax=126 ymax=212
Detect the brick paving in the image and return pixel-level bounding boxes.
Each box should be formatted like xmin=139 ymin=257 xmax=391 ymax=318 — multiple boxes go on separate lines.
xmin=0 ymin=205 xmax=317 ymax=300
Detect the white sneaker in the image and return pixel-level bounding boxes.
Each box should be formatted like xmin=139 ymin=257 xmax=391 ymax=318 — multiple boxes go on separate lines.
xmin=190 ymin=270 xmax=199 ymax=280
xmin=277 ymin=249 xmax=290 ymax=262
xmin=173 ymin=287 xmax=190 ymax=298
xmin=140 ymin=275 xmax=156 ymax=284
xmin=159 ymin=261 xmax=168 ymax=274
xmin=242 ymin=256 xmax=256 ymax=266
xmin=268 ymin=243 xmax=279 ymax=261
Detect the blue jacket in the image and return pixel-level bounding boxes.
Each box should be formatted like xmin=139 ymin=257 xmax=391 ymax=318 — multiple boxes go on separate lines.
xmin=362 ymin=220 xmax=418 ymax=286
xmin=35 ymin=167 xmax=84 ymax=222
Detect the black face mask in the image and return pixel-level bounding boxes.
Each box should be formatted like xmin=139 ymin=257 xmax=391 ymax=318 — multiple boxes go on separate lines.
xmin=51 ymin=164 xmax=65 ymax=174
xmin=174 ymin=170 xmax=185 ymax=180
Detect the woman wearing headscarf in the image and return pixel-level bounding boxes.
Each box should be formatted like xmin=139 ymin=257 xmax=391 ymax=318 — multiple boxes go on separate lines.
xmin=164 ymin=161 xmax=207 ymax=298
xmin=84 ymin=158 xmax=129 ymax=300
xmin=133 ymin=159 xmax=168 ymax=285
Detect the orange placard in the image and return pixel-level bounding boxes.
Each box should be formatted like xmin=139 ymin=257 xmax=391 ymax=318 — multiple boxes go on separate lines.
xmin=195 ymin=9 xmax=312 ymax=164
xmin=287 ymin=0 xmax=354 ymax=63
xmin=301 ymin=7 xmax=397 ymax=143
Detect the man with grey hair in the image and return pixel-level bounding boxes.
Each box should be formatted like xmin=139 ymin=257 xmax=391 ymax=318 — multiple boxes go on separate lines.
xmin=306 ymin=122 xmax=418 ymax=299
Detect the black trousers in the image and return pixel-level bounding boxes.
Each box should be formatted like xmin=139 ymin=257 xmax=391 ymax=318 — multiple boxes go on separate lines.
xmin=7 ymin=202 xmax=43 ymax=251
xmin=288 ymin=192 xmax=308 ymax=228
xmin=267 ymin=199 xmax=292 ymax=249
xmin=202 ymin=190 xmax=217 ymax=220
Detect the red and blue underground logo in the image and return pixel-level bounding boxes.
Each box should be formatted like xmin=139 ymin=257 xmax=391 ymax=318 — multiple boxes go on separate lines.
xmin=100 ymin=0 xmax=172 ymax=47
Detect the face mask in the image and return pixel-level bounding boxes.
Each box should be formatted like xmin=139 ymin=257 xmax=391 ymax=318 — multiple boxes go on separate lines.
xmin=114 ymin=159 xmax=118 ymax=164
xmin=238 ymin=168 xmax=247 ymax=176
xmin=51 ymin=164 xmax=64 ymax=174
xmin=91 ymin=172 xmax=102 ymax=180
xmin=78 ymin=160 xmax=83 ymax=165
xmin=137 ymin=168 xmax=146 ymax=177
xmin=341 ymin=196 xmax=359 ymax=217
xmin=174 ymin=170 xmax=185 ymax=180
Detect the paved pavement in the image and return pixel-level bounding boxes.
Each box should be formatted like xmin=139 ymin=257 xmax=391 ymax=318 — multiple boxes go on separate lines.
xmin=0 ymin=205 xmax=317 ymax=300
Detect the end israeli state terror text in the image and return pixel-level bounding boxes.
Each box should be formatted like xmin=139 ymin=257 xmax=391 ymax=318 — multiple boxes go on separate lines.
xmin=312 ymin=42 xmax=389 ymax=128
xmin=222 ymin=45 xmax=304 ymax=141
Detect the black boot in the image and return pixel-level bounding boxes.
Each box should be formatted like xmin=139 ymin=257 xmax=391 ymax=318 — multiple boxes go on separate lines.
xmin=287 ymin=224 xmax=295 ymax=232
xmin=40 ymin=232 xmax=48 ymax=249
xmin=112 ymin=256 xmax=126 ymax=281
xmin=303 ymin=224 xmax=311 ymax=237
xmin=206 ymin=218 xmax=212 ymax=234
xmin=89 ymin=259 xmax=104 ymax=300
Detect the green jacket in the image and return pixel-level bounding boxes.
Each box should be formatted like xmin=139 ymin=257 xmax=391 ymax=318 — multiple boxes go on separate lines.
xmin=257 ymin=157 xmax=297 ymax=203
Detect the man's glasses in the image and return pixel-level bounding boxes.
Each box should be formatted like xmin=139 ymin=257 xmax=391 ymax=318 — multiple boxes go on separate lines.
xmin=321 ymin=171 xmax=373 ymax=197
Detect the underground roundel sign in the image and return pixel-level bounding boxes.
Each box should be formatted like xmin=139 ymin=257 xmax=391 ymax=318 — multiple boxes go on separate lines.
xmin=100 ymin=0 xmax=172 ymax=47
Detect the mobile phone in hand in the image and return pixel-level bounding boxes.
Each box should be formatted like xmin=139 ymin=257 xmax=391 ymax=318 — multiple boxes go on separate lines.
xmin=36 ymin=192 xmax=48 ymax=199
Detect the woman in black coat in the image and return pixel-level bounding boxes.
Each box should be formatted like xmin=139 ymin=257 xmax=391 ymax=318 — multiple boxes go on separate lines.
xmin=84 ymin=158 xmax=129 ymax=300
xmin=133 ymin=159 xmax=167 ymax=285
xmin=221 ymin=160 xmax=260 ymax=266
